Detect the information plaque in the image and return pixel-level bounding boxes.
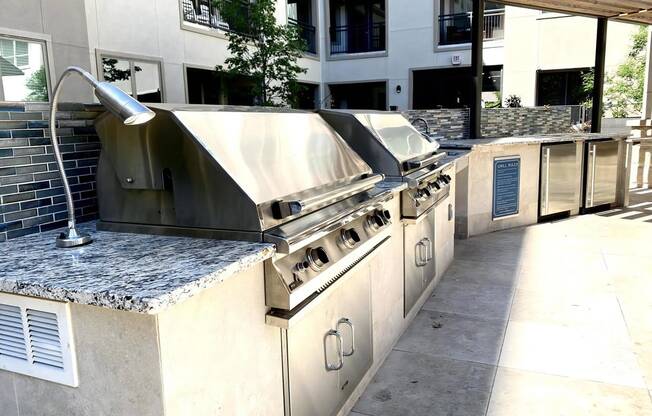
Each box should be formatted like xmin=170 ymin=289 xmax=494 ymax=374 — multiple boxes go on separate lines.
xmin=493 ymin=157 xmax=520 ymax=219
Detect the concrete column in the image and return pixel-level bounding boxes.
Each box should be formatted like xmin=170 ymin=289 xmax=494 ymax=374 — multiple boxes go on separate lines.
xmin=591 ymin=18 xmax=607 ymax=133
xmin=470 ymin=0 xmax=485 ymax=139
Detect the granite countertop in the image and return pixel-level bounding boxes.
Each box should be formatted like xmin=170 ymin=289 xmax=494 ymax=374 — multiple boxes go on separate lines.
xmin=0 ymin=222 xmax=275 ymax=314
xmin=438 ymin=133 xmax=628 ymax=150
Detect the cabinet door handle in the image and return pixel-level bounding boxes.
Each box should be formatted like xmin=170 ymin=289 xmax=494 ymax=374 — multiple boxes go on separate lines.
xmin=415 ymin=241 xmax=427 ymax=266
xmin=337 ymin=318 xmax=355 ymax=357
xmin=448 ymin=203 xmax=454 ymax=221
xmin=324 ymin=329 xmax=343 ymax=371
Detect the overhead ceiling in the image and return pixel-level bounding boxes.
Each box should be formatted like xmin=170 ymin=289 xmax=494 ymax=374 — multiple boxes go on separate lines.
xmin=495 ymin=0 xmax=652 ymax=25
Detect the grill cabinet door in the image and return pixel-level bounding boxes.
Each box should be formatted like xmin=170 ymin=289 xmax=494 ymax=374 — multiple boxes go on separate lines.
xmin=337 ymin=258 xmax=373 ymax=396
xmin=286 ymin=247 xmax=375 ymax=416
xmin=287 ymin=284 xmax=341 ymax=416
xmin=434 ymin=193 xmax=455 ymax=280
xmin=421 ymin=208 xmax=437 ymax=288
xmin=404 ymin=208 xmax=435 ymax=317
xmin=404 ymin=218 xmax=425 ymax=317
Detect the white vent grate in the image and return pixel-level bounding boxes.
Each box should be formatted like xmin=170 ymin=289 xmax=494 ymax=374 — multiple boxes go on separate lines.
xmin=0 ymin=304 xmax=28 ymax=361
xmin=27 ymin=309 xmax=64 ymax=369
xmin=0 ymin=294 xmax=78 ymax=387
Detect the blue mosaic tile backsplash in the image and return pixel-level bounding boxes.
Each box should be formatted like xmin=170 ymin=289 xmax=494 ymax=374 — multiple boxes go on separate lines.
xmin=0 ymin=102 xmax=103 ymax=242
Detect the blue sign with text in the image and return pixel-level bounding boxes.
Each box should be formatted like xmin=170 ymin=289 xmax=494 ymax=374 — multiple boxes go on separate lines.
xmin=493 ymin=157 xmax=520 ymax=218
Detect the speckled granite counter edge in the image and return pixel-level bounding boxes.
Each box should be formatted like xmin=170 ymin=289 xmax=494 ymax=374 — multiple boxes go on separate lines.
xmin=0 ymin=238 xmax=275 ymax=315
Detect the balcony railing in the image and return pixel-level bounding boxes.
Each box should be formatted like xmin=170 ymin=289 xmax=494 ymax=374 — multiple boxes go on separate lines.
xmin=438 ymin=8 xmax=505 ymax=45
xmin=330 ymin=22 xmax=386 ymax=55
xmin=289 ymin=18 xmax=317 ymax=54
xmin=181 ymin=0 xmax=252 ymax=35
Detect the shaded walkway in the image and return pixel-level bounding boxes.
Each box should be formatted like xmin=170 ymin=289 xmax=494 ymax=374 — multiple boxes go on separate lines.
xmin=352 ymin=207 xmax=652 ymax=415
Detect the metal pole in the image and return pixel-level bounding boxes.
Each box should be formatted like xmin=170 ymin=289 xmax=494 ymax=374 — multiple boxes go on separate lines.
xmin=50 ymin=67 xmax=98 ymax=248
xmin=591 ymin=18 xmax=607 ymax=133
xmin=470 ymin=0 xmax=484 ymax=139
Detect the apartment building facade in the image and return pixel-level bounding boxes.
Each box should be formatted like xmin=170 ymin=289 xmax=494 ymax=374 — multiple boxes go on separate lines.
xmin=0 ymin=0 xmax=641 ymax=112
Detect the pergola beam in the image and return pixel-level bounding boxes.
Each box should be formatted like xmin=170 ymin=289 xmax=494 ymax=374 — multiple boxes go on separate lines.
xmin=493 ymin=0 xmax=652 ymax=24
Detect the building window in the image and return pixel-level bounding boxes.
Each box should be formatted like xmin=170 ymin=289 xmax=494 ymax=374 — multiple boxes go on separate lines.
xmin=292 ymin=82 xmax=319 ymax=109
xmin=328 ymin=81 xmax=386 ymax=110
xmin=288 ymin=0 xmax=317 ymax=54
xmin=437 ymin=1 xmax=505 ymax=46
xmin=329 ymin=0 xmax=386 ymax=55
xmin=536 ymin=68 xmax=592 ymax=106
xmin=99 ymin=55 xmax=163 ymax=102
xmin=181 ymin=0 xmax=253 ymax=35
xmin=0 ymin=36 xmax=49 ymax=102
xmin=186 ymin=67 xmax=257 ymax=105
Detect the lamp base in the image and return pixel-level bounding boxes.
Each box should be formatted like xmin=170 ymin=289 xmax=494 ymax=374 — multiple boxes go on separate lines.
xmin=56 ymin=227 xmax=92 ymax=248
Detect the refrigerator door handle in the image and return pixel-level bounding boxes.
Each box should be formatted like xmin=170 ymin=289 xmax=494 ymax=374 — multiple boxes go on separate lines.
xmin=587 ymin=144 xmax=597 ymax=207
xmin=543 ymin=147 xmax=550 ymax=214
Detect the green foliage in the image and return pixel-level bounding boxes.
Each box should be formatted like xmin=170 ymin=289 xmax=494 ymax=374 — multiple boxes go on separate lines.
xmin=580 ymin=68 xmax=594 ymax=108
xmin=504 ymin=94 xmax=521 ymax=108
xmin=214 ymin=0 xmax=307 ymax=106
xmin=101 ymin=58 xmax=141 ymax=82
xmin=25 ymin=66 xmax=48 ymax=102
xmin=604 ymin=26 xmax=647 ymax=118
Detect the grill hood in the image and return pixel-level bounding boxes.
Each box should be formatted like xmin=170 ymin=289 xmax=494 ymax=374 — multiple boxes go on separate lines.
xmin=318 ymin=110 xmax=442 ymax=177
xmin=95 ymin=104 xmax=379 ymax=238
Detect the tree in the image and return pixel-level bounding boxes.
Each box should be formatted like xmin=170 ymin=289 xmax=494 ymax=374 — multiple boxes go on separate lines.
xmin=25 ymin=66 xmax=48 ymax=102
xmin=101 ymin=58 xmax=141 ymax=82
xmin=604 ymin=26 xmax=648 ymax=118
xmin=214 ymin=0 xmax=307 ymax=106
xmin=504 ymin=95 xmax=522 ymax=108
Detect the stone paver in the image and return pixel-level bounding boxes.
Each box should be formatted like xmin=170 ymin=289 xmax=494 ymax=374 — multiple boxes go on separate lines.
xmin=351 ymin=200 xmax=652 ymax=415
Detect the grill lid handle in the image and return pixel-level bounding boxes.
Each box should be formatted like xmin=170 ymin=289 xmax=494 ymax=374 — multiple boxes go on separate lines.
xmin=271 ymin=174 xmax=384 ymax=220
xmin=403 ymin=152 xmax=444 ymax=171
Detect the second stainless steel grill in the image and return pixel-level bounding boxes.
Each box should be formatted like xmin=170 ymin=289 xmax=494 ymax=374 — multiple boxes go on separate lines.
xmin=318 ymin=109 xmax=454 ymax=316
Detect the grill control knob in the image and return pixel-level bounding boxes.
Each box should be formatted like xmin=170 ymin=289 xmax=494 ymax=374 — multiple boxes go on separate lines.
xmin=367 ymin=212 xmax=385 ymax=231
xmin=307 ymin=247 xmax=329 ymax=271
xmin=340 ymin=228 xmax=361 ymax=248
xmin=381 ymin=210 xmax=391 ymax=222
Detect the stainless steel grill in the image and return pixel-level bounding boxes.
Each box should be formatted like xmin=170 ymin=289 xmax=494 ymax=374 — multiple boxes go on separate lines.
xmin=318 ymin=110 xmax=452 ymax=218
xmin=94 ymin=104 xmax=394 ymax=310
xmin=318 ymin=109 xmax=454 ymax=317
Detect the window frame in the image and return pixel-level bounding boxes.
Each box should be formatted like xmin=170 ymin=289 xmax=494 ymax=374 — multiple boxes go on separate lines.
xmin=95 ymin=50 xmax=166 ymax=103
xmin=0 ymin=28 xmax=54 ymax=102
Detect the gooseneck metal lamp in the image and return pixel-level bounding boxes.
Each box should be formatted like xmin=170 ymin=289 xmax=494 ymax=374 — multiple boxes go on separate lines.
xmin=51 ymin=66 xmax=155 ymax=248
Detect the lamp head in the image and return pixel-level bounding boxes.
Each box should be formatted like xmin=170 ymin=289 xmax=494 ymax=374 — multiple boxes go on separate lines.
xmin=94 ymin=82 xmax=155 ymax=125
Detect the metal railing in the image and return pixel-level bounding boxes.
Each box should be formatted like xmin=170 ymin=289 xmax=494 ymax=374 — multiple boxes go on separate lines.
xmin=438 ymin=8 xmax=505 ymax=45
xmin=289 ymin=18 xmax=317 ymax=54
xmin=181 ymin=0 xmax=252 ymax=34
xmin=330 ymin=22 xmax=386 ymax=54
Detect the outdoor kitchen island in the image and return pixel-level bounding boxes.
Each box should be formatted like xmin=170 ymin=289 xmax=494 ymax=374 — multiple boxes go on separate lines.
xmin=0 ymin=183 xmax=419 ymax=416
xmin=440 ymin=133 xmax=630 ymax=239
xmin=0 ymin=106 xmax=458 ymax=416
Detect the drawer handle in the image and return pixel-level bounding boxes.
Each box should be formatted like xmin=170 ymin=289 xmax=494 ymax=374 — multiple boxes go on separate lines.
xmin=415 ymin=241 xmax=428 ymax=267
xmin=337 ymin=318 xmax=355 ymax=357
xmin=324 ymin=329 xmax=343 ymax=371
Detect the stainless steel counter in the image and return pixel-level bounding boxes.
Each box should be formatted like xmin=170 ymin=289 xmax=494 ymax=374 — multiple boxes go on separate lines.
xmin=439 ymin=133 xmax=628 ymax=150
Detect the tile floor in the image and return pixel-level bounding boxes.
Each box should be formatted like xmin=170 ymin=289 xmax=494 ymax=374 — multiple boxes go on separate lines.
xmin=351 ymin=194 xmax=652 ymax=416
